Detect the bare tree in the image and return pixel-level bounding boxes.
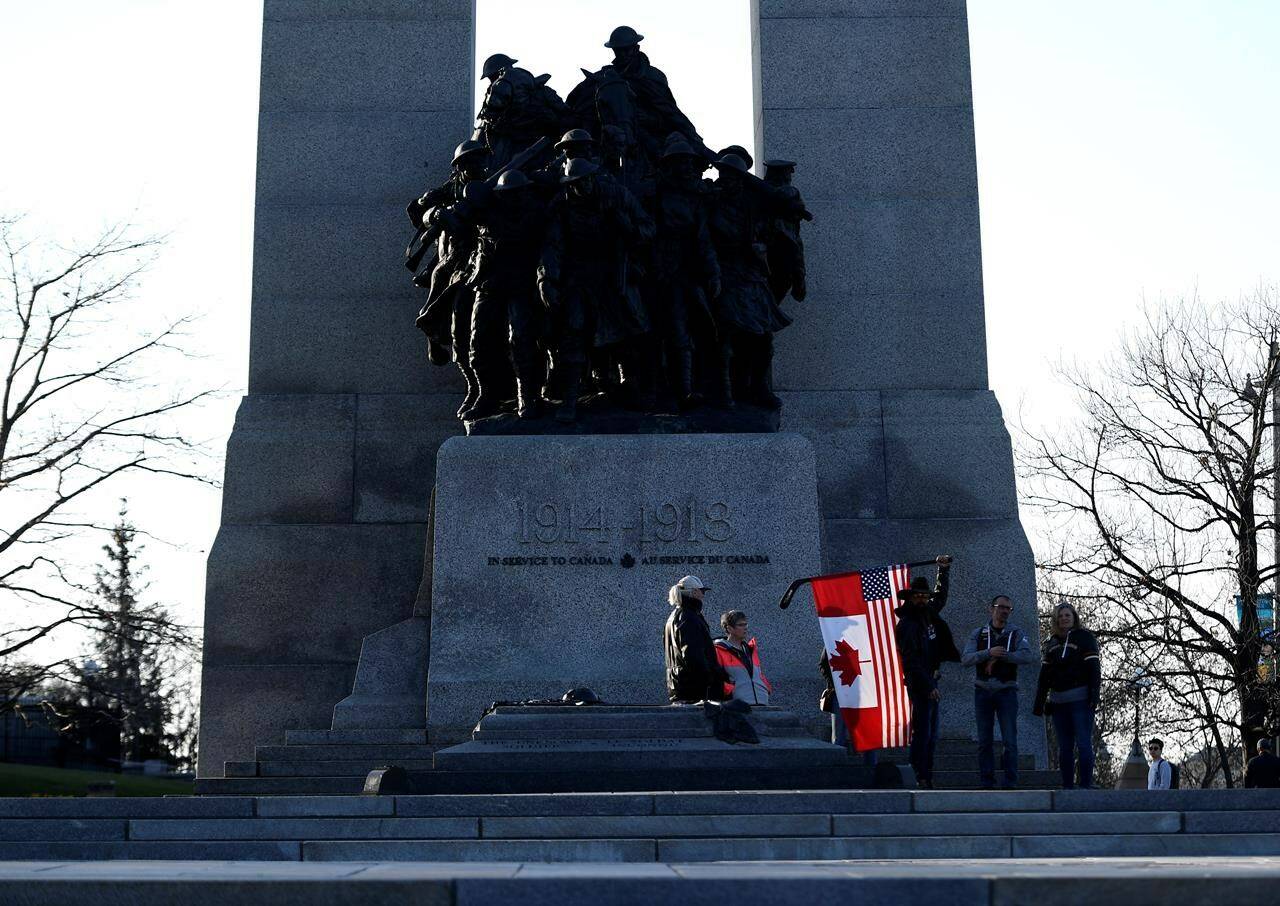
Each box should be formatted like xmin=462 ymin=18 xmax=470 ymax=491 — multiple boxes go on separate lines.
xmin=0 ymin=215 xmax=214 ymax=706
xmin=1022 ymin=289 xmax=1280 ymax=783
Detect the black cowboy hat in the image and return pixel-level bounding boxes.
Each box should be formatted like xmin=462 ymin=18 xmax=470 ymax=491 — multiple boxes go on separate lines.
xmin=896 ymin=576 xmax=933 ymax=600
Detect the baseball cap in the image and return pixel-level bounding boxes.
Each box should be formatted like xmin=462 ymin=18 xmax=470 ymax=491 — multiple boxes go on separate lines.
xmin=677 ymin=575 xmax=711 ymax=591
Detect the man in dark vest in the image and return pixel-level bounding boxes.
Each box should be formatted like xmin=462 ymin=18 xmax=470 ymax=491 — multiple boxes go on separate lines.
xmin=961 ymin=595 xmax=1039 ymax=788
xmin=895 ymin=555 xmax=959 ymax=788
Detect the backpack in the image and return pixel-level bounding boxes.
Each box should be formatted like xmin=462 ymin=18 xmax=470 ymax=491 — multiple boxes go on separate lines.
xmin=1169 ymin=762 xmax=1181 ymax=789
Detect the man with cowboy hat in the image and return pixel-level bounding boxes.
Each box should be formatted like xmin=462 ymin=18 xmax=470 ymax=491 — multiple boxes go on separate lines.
xmin=894 ymin=554 xmax=959 ymax=788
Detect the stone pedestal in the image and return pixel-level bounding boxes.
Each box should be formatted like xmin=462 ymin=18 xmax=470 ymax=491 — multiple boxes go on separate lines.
xmin=426 ymin=433 xmax=824 ymax=743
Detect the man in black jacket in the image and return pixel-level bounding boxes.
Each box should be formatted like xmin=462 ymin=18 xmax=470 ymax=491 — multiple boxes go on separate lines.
xmin=895 ymin=555 xmax=959 ymax=788
xmin=1246 ymin=738 xmax=1280 ymax=788
xmin=664 ymin=576 xmax=727 ymax=703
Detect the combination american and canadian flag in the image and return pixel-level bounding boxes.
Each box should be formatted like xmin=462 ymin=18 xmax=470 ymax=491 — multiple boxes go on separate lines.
xmin=811 ymin=564 xmax=914 ymax=751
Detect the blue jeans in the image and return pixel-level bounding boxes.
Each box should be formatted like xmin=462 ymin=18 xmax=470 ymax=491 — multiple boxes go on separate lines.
xmin=832 ymin=713 xmax=879 ymax=765
xmin=974 ymin=686 xmax=1019 ymax=787
xmin=908 ymin=690 xmax=940 ymax=782
xmin=1051 ymin=698 xmax=1096 ymax=789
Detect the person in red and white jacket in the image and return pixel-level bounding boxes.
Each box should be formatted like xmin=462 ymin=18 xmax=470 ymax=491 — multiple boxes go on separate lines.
xmin=714 ymin=610 xmax=772 ymax=705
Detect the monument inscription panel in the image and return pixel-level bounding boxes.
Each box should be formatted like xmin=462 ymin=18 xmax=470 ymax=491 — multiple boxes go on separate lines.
xmin=427 ymin=433 xmax=823 ymax=742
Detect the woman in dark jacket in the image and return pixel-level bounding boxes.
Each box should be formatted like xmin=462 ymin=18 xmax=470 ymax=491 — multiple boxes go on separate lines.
xmin=1033 ymin=603 xmax=1102 ymax=789
xmin=663 ymin=576 xmax=726 ymax=703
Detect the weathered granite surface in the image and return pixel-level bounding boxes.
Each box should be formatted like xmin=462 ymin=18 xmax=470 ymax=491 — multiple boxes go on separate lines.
xmin=426 ymin=434 xmax=824 ymax=742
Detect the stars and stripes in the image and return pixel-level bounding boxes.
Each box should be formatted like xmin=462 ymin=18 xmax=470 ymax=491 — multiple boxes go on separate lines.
xmin=812 ymin=564 xmax=913 ymax=751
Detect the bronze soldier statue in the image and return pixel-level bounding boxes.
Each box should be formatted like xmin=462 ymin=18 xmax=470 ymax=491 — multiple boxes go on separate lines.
xmin=538 ymin=158 xmax=656 ymax=422
xmin=707 ymin=153 xmax=807 ymax=411
xmin=569 ymin=26 xmax=713 ymax=187
xmin=763 ymin=159 xmax=810 ymax=305
xmin=410 ymin=139 xmax=491 ymax=417
xmin=475 ymin=53 xmax=567 ymax=169
xmin=651 ymin=135 xmax=720 ymax=410
xmin=462 ymin=170 xmax=549 ymax=420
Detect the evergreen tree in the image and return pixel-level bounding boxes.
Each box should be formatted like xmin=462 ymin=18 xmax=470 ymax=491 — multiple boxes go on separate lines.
xmin=80 ymin=502 xmax=194 ymax=764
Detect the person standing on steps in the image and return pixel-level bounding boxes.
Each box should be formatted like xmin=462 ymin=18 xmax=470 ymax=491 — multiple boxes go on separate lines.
xmin=1147 ymin=739 xmax=1174 ymax=790
xmin=961 ymin=594 xmax=1039 ymax=789
xmin=894 ymin=555 xmax=960 ymax=789
xmin=1033 ymin=603 xmax=1102 ymax=790
xmin=1245 ymin=738 xmax=1280 ymax=788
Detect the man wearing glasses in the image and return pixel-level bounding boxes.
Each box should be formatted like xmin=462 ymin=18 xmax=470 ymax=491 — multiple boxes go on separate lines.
xmin=961 ymin=595 xmax=1039 ymax=788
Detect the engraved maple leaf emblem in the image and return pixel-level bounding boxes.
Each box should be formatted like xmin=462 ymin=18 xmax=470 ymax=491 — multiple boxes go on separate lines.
xmin=829 ymin=639 xmax=863 ymax=686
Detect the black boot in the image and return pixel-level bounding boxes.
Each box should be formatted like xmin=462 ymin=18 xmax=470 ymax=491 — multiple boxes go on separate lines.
xmin=712 ymin=342 xmax=735 ymax=410
xmin=514 ymin=363 xmax=543 ymax=420
xmin=677 ymin=350 xmax=702 ymax=411
xmin=747 ymin=334 xmax=782 ymax=410
xmin=555 ymin=363 xmax=582 ymax=423
xmin=456 ymin=362 xmax=480 ymax=419
xmin=466 ymin=364 xmax=503 ymax=420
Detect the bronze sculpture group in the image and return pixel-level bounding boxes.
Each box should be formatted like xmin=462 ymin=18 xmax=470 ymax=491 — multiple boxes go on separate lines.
xmin=407 ymin=26 xmax=811 ymax=425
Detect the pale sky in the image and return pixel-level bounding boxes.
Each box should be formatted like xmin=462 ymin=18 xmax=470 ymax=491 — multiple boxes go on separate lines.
xmin=0 ymin=0 xmax=1277 ymax=660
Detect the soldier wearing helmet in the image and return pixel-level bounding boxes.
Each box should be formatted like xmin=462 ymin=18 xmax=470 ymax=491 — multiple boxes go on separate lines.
xmin=475 ymin=52 xmax=567 ymax=169
xmin=652 ymin=133 xmax=721 ymax=410
xmin=408 ymin=138 xmax=492 ymax=416
xmin=462 ymin=167 xmax=551 ymax=420
xmin=706 ymin=152 xmax=808 ymax=411
xmin=538 ymin=157 xmax=656 ymax=422
xmin=570 ymin=25 xmax=713 ymax=177
xmin=762 ymin=159 xmax=811 ymax=307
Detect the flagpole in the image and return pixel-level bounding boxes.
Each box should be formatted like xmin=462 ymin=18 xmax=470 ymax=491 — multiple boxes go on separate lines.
xmin=777 ymin=559 xmax=942 ymax=609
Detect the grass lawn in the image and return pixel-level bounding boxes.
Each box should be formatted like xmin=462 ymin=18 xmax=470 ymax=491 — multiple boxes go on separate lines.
xmin=0 ymin=761 xmax=193 ymax=797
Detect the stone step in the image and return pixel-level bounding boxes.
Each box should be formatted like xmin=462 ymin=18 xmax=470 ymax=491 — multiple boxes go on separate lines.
xmin=254 ymin=743 xmax=437 ymax=762
xmin=474 ymin=726 xmax=718 ymax=740
xmin=5 ymin=832 xmax=1280 ymax=864
xmin=929 ymin=769 xmax=1061 ymax=789
xmin=196 ymin=776 xmax=367 ymax=796
xmin=433 ymin=738 xmax=850 ymax=773
xmin=0 ymin=798 xmax=254 ymax=818
xmin=7 ymin=858 xmax=1280 ymax=904
xmin=127 ymin=817 xmax=478 ymax=840
xmin=0 ymin=840 xmax=302 ymax=860
xmin=406 ymin=765 xmax=876 ymax=794
xmin=284 ymin=729 xmax=430 ymax=745
xmin=257 ymin=759 xmax=437 ymax=777
xmin=909 ymin=754 xmax=1038 ymax=772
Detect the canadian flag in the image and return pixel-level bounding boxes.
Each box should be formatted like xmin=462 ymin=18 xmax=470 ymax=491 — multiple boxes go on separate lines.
xmin=813 ymin=564 xmax=913 ymax=751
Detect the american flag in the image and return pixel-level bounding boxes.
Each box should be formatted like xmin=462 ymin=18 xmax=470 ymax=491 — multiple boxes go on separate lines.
xmin=813 ymin=564 xmax=913 ymax=750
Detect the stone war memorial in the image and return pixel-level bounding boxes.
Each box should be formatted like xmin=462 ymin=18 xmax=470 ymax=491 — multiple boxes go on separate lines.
xmin=195 ymin=0 xmax=1041 ymax=789
xmin=9 ymin=2 xmax=1280 ymax=896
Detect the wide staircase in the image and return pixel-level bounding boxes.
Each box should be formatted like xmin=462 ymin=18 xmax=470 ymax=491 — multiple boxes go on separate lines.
xmin=198 ymin=706 xmax=1054 ymax=795
xmin=4 ymin=788 xmax=1279 ymax=862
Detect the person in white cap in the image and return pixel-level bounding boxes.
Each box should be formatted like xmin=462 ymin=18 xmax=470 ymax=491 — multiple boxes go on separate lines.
xmin=663 ymin=576 xmax=725 ymax=703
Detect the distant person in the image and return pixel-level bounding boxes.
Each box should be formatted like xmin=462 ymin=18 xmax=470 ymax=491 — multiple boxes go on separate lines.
xmin=663 ymin=576 xmax=725 ymax=703
xmin=1245 ymin=738 xmax=1280 ymax=788
xmin=894 ymin=555 xmax=959 ymax=789
xmin=713 ymin=610 xmax=772 ymax=705
xmin=1033 ymin=603 xmax=1102 ymax=789
xmin=960 ymin=595 xmax=1039 ymax=789
xmin=1147 ymin=738 xmax=1173 ymax=790
xmin=820 ymin=646 xmax=878 ymax=766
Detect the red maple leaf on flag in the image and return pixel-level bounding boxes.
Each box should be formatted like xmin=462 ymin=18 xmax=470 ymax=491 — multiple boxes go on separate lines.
xmin=829 ymin=639 xmax=863 ymax=686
